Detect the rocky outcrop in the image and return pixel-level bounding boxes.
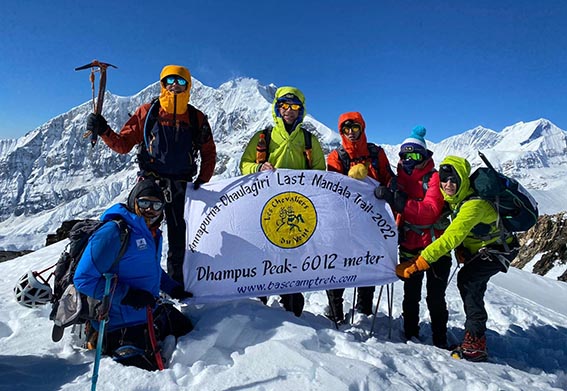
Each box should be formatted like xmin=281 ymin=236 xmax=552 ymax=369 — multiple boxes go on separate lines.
xmin=514 ymin=212 xmax=567 ymax=282
xmin=0 ymin=250 xmax=33 ymax=263
xmin=45 ymin=219 xmax=83 ymax=246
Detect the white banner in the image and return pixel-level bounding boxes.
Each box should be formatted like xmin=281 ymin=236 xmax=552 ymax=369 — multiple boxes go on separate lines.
xmin=183 ymin=169 xmax=399 ymax=304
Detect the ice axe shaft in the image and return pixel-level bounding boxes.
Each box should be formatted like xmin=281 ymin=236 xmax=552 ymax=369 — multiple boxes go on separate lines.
xmin=75 ymin=60 xmax=117 ymax=146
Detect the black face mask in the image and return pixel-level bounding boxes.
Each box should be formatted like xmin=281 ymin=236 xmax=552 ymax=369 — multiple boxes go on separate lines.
xmin=401 ymin=158 xmax=420 ymax=175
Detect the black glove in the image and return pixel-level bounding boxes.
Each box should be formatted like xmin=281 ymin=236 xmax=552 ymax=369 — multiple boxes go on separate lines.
xmin=121 ymin=288 xmax=157 ymax=309
xmin=193 ymin=178 xmax=205 ymax=190
xmin=374 ymin=186 xmax=407 ymax=213
xmin=170 ymin=285 xmax=193 ymax=300
xmin=86 ymin=113 xmax=110 ymax=136
xmin=374 ymin=185 xmax=390 ymax=200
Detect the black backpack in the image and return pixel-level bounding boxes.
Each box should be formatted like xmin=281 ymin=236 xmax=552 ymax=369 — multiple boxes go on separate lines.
xmin=469 ymin=151 xmax=539 ymax=235
xmin=49 ymin=218 xmax=130 ymax=342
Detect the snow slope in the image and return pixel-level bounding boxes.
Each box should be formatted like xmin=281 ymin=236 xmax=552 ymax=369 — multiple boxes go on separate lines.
xmin=0 ymin=241 xmax=565 ymax=391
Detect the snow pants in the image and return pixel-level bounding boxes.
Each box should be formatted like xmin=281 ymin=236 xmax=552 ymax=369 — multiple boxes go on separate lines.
xmin=457 ymin=256 xmax=503 ymax=338
xmin=163 ymin=180 xmax=188 ymax=284
xmin=402 ymin=251 xmax=452 ymax=347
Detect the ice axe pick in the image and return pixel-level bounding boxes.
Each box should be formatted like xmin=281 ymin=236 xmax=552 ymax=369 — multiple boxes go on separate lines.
xmin=75 ymin=60 xmax=117 ymax=147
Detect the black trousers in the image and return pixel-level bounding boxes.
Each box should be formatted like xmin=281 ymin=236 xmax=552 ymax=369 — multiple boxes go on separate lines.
xmin=326 ymin=286 xmax=376 ymax=317
xmin=163 ymin=180 xmax=188 ymax=284
xmin=104 ymin=303 xmax=193 ymax=370
xmin=457 ymin=256 xmax=503 ymax=338
xmin=402 ymin=253 xmax=451 ymax=346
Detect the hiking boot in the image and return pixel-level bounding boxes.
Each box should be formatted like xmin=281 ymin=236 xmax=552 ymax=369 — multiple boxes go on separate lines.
xmin=433 ymin=333 xmax=448 ymax=350
xmin=355 ymin=302 xmax=373 ymax=316
xmin=453 ymin=331 xmax=487 ymax=362
xmin=280 ymin=293 xmax=304 ymax=317
xmin=324 ymin=307 xmax=345 ymax=325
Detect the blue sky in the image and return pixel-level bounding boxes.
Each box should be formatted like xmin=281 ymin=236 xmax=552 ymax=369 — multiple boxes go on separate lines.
xmin=1 ymin=0 xmax=566 ymax=145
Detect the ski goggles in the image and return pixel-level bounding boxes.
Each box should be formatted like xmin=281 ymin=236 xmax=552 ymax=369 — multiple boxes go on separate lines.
xmin=277 ymin=102 xmax=302 ymax=111
xmin=136 ymin=199 xmax=165 ymax=211
xmin=163 ymin=76 xmax=188 ymax=86
xmin=402 ymin=152 xmax=423 ymax=161
xmin=341 ymin=123 xmax=362 ymax=135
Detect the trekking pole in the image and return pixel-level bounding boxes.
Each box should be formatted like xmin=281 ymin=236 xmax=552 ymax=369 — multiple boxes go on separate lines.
xmin=447 ymin=263 xmax=461 ymax=286
xmin=146 ymin=306 xmax=165 ymax=371
xmin=386 ymin=283 xmax=394 ymax=340
xmin=75 ymin=60 xmax=117 ymax=147
xmin=91 ymin=273 xmax=114 ymax=391
xmin=348 ymin=288 xmax=357 ymax=324
xmin=368 ymin=285 xmax=384 ymax=339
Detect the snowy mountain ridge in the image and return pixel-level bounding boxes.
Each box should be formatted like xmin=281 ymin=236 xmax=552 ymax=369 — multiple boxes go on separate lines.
xmin=1 ymin=76 xmax=567 ymax=252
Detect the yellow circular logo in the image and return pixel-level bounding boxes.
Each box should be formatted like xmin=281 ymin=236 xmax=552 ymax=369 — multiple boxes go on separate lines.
xmin=261 ymin=191 xmax=317 ymax=249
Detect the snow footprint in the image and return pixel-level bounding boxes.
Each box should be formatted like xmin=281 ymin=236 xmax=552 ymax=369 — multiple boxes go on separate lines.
xmin=0 ymin=321 xmax=13 ymax=339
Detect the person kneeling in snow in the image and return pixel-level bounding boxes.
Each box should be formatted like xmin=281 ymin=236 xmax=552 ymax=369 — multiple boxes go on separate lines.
xmin=74 ymin=180 xmax=193 ymax=370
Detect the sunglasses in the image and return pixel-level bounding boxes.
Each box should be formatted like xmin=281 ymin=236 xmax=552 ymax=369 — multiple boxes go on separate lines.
xmin=342 ymin=124 xmax=362 ymax=135
xmin=163 ymin=76 xmax=188 ymax=86
xmin=136 ymin=199 xmax=164 ymax=211
xmin=278 ymin=102 xmax=302 ymax=111
xmin=402 ymin=152 xmax=423 ymax=161
xmin=440 ymin=176 xmax=458 ymax=184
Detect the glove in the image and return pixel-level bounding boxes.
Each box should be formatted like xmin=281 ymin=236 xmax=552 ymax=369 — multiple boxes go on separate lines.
xmin=86 ymin=113 xmax=110 ymax=136
xmin=348 ymin=163 xmax=368 ymax=180
xmin=193 ymin=178 xmax=205 ymax=190
xmin=455 ymin=246 xmax=470 ymax=264
xmin=374 ymin=186 xmax=407 ymax=213
xmin=395 ymin=255 xmax=430 ymax=279
xmin=121 ymin=288 xmax=157 ymax=309
xmin=170 ymin=285 xmax=193 ymax=300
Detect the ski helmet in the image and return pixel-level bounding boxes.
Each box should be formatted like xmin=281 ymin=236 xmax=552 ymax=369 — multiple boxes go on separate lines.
xmin=14 ymin=270 xmax=53 ymax=308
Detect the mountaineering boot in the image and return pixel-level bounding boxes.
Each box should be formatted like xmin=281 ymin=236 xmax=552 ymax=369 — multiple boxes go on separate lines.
xmin=355 ymin=287 xmax=374 ymax=316
xmin=280 ymin=293 xmax=305 ymax=317
xmin=324 ymin=304 xmax=345 ymax=325
xmin=432 ymin=332 xmax=448 ymax=349
xmin=451 ymin=331 xmax=488 ymax=362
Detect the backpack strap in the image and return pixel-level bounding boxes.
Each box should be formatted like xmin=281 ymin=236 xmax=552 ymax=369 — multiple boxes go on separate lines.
xmin=302 ymin=128 xmax=313 ymax=169
xmin=366 ymin=143 xmax=381 ymax=177
xmin=400 ymin=169 xmax=451 ymax=241
xmin=262 ymin=126 xmax=273 ymax=161
xmin=258 ymin=126 xmax=313 ymax=168
xmin=336 ymin=146 xmax=351 ymax=175
xmin=142 ymin=98 xmax=161 ymax=155
xmin=336 ymin=143 xmax=382 ymax=176
xmin=108 ymin=218 xmax=130 ymax=271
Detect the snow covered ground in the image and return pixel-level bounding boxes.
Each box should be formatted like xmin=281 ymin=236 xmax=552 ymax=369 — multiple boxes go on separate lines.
xmin=1 ymin=239 xmax=566 ymax=391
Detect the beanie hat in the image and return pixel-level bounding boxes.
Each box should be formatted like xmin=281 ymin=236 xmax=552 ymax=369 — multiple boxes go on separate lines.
xmin=399 ymin=126 xmax=431 ymax=158
xmin=127 ymin=180 xmax=165 ymax=211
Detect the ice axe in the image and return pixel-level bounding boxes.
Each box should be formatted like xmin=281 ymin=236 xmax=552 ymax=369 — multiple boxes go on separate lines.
xmin=75 ymin=60 xmax=117 ymax=147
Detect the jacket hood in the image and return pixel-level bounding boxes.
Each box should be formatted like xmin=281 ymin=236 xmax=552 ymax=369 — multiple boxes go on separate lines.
xmin=439 ymin=155 xmax=474 ymax=206
xmin=272 ymin=86 xmax=306 ymax=132
xmin=338 ymin=111 xmax=369 ymax=158
xmin=159 ymin=64 xmax=191 ymax=114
